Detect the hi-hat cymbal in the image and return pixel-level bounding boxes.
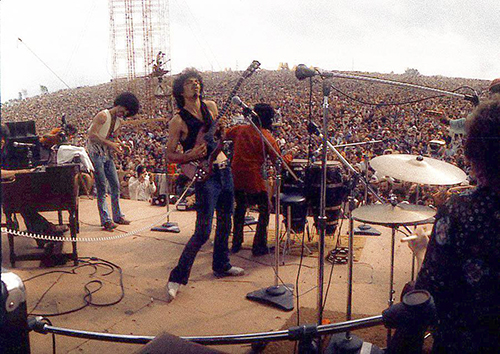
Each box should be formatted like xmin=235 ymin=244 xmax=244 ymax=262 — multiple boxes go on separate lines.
xmin=370 ymin=154 xmax=467 ymax=185
xmin=352 ymin=203 xmax=436 ymax=226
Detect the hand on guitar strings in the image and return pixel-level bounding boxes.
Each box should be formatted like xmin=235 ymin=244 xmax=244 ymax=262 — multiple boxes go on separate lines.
xmin=188 ymin=143 xmax=207 ymax=161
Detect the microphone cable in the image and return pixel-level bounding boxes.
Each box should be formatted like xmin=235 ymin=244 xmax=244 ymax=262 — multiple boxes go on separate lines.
xmin=306 ymin=77 xmax=316 ymax=164
xmin=23 ymin=257 xmax=125 ymax=317
xmin=328 ymin=83 xmax=478 ymax=107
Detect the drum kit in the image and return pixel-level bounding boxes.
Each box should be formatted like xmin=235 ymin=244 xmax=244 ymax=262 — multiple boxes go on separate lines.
xmin=281 ymin=159 xmax=348 ymax=236
xmin=344 ymin=152 xmax=468 ymax=344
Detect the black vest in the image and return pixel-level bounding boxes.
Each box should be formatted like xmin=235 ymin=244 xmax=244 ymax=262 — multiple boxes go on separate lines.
xmin=178 ymin=101 xmax=213 ymax=152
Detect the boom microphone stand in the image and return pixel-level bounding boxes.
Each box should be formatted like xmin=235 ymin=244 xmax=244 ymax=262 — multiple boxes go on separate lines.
xmin=232 ymin=97 xmax=300 ymax=311
xmin=151 ymin=169 xmax=180 ymax=233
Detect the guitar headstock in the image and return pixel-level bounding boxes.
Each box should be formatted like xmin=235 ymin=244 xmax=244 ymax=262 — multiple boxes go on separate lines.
xmin=241 ymin=60 xmax=261 ymax=79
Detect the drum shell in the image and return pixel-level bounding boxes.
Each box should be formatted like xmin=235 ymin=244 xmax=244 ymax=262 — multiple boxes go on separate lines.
xmin=307 ymin=162 xmax=347 ymax=235
xmin=282 ymin=160 xmax=307 ymax=196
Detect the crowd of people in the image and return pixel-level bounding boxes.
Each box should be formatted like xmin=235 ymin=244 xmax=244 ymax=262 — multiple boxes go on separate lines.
xmin=2 ymin=68 xmax=490 ymax=206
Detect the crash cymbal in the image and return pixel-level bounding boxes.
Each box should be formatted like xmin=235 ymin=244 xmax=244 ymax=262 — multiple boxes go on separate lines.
xmin=352 ymin=203 xmax=436 ymax=226
xmin=290 ymin=159 xmax=309 ymax=166
xmin=370 ymin=154 xmax=467 ymax=185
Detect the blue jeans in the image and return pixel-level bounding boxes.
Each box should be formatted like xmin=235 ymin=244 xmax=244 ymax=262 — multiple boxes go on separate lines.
xmin=169 ymin=167 xmax=234 ymax=285
xmin=90 ymin=153 xmax=124 ymax=225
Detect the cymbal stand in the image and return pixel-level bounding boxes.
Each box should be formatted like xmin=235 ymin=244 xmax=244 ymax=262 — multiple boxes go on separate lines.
xmin=354 ymin=154 xmax=381 ymax=236
xmin=410 ymin=184 xmax=421 ymax=280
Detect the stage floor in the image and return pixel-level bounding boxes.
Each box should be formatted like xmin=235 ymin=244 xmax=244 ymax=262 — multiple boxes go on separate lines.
xmin=2 ymin=197 xmax=424 ymax=353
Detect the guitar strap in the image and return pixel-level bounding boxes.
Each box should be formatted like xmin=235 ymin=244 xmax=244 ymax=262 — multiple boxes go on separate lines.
xmin=106 ymin=111 xmax=118 ymax=140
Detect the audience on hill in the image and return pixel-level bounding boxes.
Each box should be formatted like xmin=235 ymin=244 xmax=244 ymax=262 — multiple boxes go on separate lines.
xmin=2 ymin=70 xmax=491 ymax=205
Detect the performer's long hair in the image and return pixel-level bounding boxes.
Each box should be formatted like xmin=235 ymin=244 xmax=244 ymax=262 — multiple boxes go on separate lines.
xmin=172 ymin=68 xmax=204 ymax=109
xmin=465 ymin=98 xmax=500 ymax=190
xmin=252 ymin=103 xmax=275 ymax=130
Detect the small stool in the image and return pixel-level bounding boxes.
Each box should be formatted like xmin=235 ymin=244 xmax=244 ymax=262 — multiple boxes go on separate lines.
xmin=280 ymin=193 xmax=311 ymax=258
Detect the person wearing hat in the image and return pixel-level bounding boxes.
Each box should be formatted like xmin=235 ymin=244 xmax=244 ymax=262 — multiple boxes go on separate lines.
xmin=439 ymin=78 xmax=500 ymax=135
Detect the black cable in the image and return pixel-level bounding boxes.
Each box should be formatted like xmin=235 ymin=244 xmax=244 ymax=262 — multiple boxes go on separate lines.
xmin=306 ymin=76 xmax=315 ymax=163
xmin=26 ymin=257 xmax=125 ymax=317
xmin=329 ymin=84 xmax=477 ymax=108
xmin=295 ymin=223 xmax=308 ymax=326
xmin=321 ymin=216 xmax=345 ymax=311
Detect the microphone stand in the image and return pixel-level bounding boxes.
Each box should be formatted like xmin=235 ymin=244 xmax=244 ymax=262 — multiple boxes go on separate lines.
xmin=308 ymin=69 xmax=479 ymax=104
xmin=316 ymin=81 xmax=331 ymax=330
xmin=151 ymin=166 xmax=180 ymax=233
xmin=242 ymin=110 xmax=298 ymax=312
xmin=354 ymin=153 xmax=381 ymax=236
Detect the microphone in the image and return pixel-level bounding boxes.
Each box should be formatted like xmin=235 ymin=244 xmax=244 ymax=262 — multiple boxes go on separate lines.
xmin=231 ymin=96 xmax=258 ymax=117
xmin=295 ymin=64 xmax=317 ymax=80
xmin=464 ymin=94 xmax=480 ymax=106
xmin=13 ymin=141 xmax=36 ymax=148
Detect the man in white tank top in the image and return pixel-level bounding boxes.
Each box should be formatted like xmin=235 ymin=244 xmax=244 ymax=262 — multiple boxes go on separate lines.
xmin=87 ymin=92 xmax=140 ymax=231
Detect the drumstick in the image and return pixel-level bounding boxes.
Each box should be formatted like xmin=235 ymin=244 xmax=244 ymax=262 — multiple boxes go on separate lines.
xmin=400 ymin=235 xmax=418 ymax=242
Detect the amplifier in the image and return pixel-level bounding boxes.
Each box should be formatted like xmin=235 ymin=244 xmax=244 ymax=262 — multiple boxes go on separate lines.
xmin=151 ymin=194 xmax=167 ymax=207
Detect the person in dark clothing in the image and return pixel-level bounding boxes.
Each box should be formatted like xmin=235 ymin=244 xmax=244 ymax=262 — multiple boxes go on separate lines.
xmin=165 ymin=68 xmax=244 ymax=302
xmin=415 ymin=98 xmax=500 ymax=353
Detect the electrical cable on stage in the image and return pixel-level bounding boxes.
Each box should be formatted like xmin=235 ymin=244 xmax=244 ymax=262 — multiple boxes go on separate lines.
xmin=23 ymin=257 xmax=125 ymax=317
xmin=328 ymin=83 xmax=478 ymax=107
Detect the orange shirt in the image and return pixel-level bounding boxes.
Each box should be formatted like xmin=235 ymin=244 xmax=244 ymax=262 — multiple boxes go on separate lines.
xmin=226 ymin=125 xmax=291 ymax=193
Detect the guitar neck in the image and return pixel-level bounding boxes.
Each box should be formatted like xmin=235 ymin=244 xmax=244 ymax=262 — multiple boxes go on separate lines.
xmin=211 ymin=77 xmax=246 ymax=131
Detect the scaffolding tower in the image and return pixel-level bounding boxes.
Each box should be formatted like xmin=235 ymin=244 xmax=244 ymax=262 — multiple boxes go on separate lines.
xmin=109 ymin=0 xmax=171 ymax=118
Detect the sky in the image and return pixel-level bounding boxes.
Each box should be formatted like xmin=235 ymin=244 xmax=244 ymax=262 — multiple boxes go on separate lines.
xmin=1 ymin=0 xmax=499 ymax=103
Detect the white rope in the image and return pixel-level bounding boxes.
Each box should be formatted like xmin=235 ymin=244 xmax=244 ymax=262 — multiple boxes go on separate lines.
xmin=1 ymin=213 xmax=168 ymax=243
xmin=2 ymin=175 xmax=196 ymax=243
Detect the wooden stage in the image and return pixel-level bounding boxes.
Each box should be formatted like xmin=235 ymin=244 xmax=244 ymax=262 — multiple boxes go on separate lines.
xmin=1 ymin=197 xmax=422 ymax=353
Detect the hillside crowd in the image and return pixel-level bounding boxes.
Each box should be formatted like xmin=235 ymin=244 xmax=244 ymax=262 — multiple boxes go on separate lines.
xmin=2 ymin=69 xmax=490 ymax=205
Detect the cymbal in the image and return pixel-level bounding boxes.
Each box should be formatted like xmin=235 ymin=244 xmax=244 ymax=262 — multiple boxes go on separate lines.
xmin=313 ymin=160 xmax=341 ymax=167
xmin=290 ymin=159 xmax=309 ymax=166
xmin=370 ymin=154 xmax=467 ymax=185
xmin=352 ymin=203 xmax=436 ymax=226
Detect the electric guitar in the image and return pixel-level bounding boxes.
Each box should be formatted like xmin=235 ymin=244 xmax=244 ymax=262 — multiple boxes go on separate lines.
xmin=180 ymin=60 xmax=261 ymax=181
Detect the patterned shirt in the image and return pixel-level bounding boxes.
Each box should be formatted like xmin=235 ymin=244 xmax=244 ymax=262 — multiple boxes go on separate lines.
xmin=415 ymin=186 xmax=500 ymax=353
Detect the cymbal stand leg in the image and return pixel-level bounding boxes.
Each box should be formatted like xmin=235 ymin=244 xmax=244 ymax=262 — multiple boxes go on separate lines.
xmin=411 ymin=185 xmax=421 ymax=280
xmin=387 ymin=226 xmax=397 ymax=345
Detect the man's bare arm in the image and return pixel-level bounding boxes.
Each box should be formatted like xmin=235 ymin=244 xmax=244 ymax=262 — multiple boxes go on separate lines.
xmin=166 ymin=115 xmax=206 ymax=163
xmin=88 ymin=112 xmax=121 ymax=152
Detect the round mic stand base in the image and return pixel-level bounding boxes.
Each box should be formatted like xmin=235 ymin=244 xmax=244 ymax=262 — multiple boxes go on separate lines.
xmin=151 ymin=222 xmax=181 ymax=233
xmin=325 ymin=333 xmax=364 ymax=354
xmin=246 ymin=284 xmax=294 ymax=312
xmin=151 ymin=173 xmax=181 ymax=233
xmin=354 ymin=223 xmax=381 ymax=236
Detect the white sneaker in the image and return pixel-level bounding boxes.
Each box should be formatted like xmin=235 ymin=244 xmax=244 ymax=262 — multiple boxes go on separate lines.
xmin=214 ymin=266 xmax=245 ymax=278
xmin=166 ymin=281 xmax=180 ymax=302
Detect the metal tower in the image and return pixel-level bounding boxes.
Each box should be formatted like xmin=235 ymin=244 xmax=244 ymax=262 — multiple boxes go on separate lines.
xmin=109 ymin=0 xmax=171 ymax=118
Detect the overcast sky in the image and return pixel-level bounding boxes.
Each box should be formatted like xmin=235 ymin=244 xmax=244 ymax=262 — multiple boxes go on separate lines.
xmin=1 ymin=0 xmax=499 ymax=103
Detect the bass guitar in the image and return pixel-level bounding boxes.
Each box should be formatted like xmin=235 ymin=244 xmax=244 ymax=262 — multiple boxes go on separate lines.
xmin=180 ymin=60 xmax=261 ymax=181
